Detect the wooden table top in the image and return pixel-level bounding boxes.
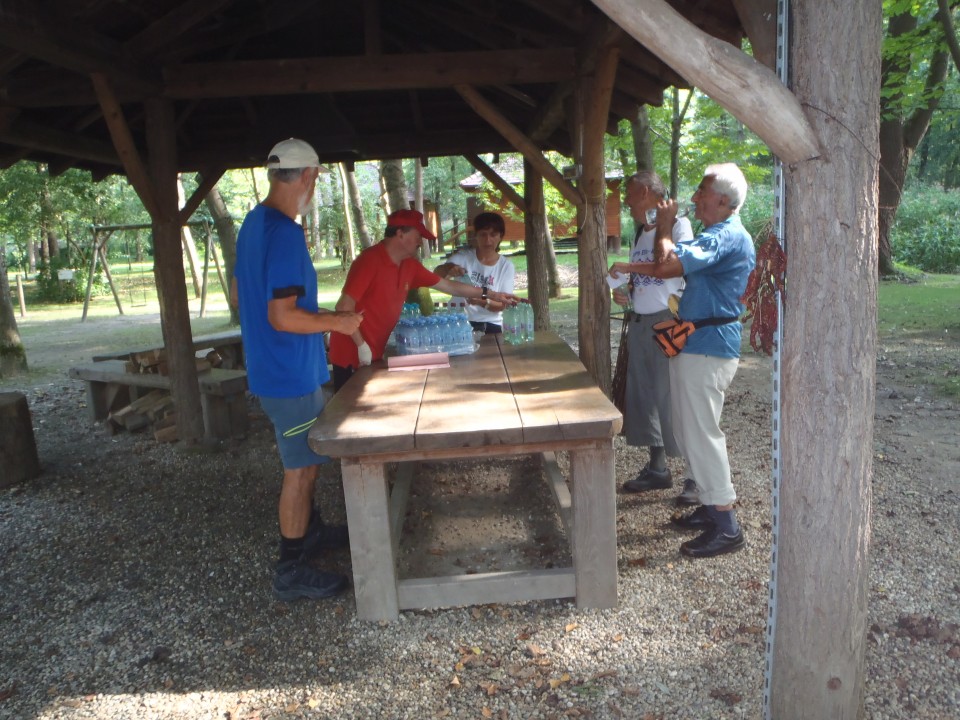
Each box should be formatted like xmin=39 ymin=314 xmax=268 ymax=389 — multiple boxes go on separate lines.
xmin=309 ymin=331 xmax=622 ymax=458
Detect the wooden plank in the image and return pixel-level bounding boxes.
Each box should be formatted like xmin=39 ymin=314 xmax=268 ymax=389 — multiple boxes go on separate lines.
xmin=308 ymin=364 xmax=426 ymax=457
xmin=69 ymin=360 xmax=172 ymax=389
xmin=397 ymin=568 xmax=576 ymax=610
xmin=91 ymin=330 xmax=243 ymax=362
xmin=541 ymin=452 xmax=573 ymax=538
xmin=569 ymin=443 xmax=617 ymax=609
xmin=389 ymin=461 xmax=415 ymax=556
xmin=499 ymin=332 xmax=622 ymax=443
xmin=342 ymin=460 xmax=400 ymax=621
xmin=463 ymin=154 xmax=527 ymax=213
xmin=414 ymin=338 xmax=524 ymax=450
xmin=333 ymin=438 xmax=617 ymax=465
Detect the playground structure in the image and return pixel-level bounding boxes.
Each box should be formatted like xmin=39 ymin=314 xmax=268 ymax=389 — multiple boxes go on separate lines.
xmin=81 ymin=219 xmax=230 ymax=321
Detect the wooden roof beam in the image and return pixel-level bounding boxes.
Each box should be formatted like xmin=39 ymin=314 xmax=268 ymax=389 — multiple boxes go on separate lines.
xmin=179 ymin=168 xmax=226 ymax=224
xmin=614 ymin=65 xmax=666 ymax=107
xmin=463 ymin=154 xmax=528 ymax=213
xmin=124 ymin=0 xmax=237 ymax=58
xmin=455 ymin=83 xmax=582 ymax=208
xmin=590 ymin=0 xmax=820 ymax=164
xmin=164 ymin=48 xmax=576 ymax=99
xmin=90 ymin=73 xmax=158 ymax=217
xmin=0 ymin=13 xmax=158 ymax=94
xmin=731 ymin=0 xmax=778 ymax=69
xmin=0 ymin=119 xmax=118 ymax=165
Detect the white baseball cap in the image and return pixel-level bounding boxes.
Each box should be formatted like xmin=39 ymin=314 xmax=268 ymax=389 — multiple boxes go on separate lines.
xmin=266 ymin=138 xmax=320 ymax=169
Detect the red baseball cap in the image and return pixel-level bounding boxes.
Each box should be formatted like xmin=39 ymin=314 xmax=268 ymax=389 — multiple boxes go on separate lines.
xmin=387 ymin=209 xmax=437 ymax=241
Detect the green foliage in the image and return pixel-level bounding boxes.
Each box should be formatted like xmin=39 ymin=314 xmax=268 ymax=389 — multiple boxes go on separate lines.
xmin=890 ymin=182 xmax=960 ymax=272
xmin=34 ymin=256 xmax=103 ymax=303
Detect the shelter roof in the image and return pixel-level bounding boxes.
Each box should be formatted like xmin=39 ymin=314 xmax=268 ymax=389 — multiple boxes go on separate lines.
xmin=0 ymin=0 xmax=746 ymax=178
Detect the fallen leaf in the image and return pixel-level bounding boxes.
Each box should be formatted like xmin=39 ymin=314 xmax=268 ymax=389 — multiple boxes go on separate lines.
xmin=283 ymin=703 xmax=299 ymax=713
xmin=61 ymin=699 xmax=82 ymax=708
xmin=472 ymin=608 xmax=483 ymax=619
xmin=472 ymin=646 xmax=482 ymax=655
xmin=564 ymin=623 xmax=579 ymax=633
xmin=612 ymin=633 xmax=623 ymax=643
xmin=428 ymin=548 xmax=444 ymax=556
xmin=481 ymin=707 xmax=493 ymax=718
xmin=709 ymin=688 xmax=742 ymax=706
xmin=627 ymin=557 xmax=647 ymax=567
xmin=524 ymin=643 xmax=546 ymax=657
xmin=307 ymin=699 xmax=320 ymax=709
xmin=449 ymin=675 xmax=461 ymax=687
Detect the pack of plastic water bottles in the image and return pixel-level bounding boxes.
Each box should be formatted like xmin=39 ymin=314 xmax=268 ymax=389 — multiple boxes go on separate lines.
xmin=501 ymin=302 xmax=535 ymax=345
xmin=393 ymin=303 xmax=477 ymax=356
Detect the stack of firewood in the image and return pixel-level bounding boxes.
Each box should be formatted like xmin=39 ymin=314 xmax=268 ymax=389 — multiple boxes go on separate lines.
xmin=124 ymin=350 xmax=219 ymax=376
xmin=107 ymin=389 xmax=179 ymax=442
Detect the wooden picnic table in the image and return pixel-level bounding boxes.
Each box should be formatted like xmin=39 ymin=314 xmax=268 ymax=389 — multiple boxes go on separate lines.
xmin=308 ymin=330 xmax=623 ymax=621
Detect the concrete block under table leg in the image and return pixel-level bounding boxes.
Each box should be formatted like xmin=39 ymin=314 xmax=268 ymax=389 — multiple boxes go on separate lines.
xmin=341 ymin=459 xmax=400 ymax=621
xmin=569 ymin=440 xmax=618 ymax=609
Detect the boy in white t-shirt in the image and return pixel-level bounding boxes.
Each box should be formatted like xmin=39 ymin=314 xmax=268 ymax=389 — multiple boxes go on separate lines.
xmin=435 ymin=212 xmax=515 ymax=334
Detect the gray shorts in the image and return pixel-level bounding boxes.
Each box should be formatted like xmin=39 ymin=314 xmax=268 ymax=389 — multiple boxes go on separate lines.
xmin=258 ymin=387 xmax=331 ymax=470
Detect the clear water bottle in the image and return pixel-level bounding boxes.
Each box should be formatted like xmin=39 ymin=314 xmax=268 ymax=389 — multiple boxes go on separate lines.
xmin=520 ymin=302 xmax=534 ymax=343
xmin=503 ymin=304 xmax=518 ymax=345
xmin=430 ymin=317 xmax=444 ymax=352
xmin=409 ymin=318 xmax=423 ymax=354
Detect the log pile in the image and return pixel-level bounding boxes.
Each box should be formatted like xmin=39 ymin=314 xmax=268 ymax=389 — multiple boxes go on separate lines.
xmin=107 ymin=389 xmax=179 ymax=442
xmin=124 ymin=350 xmax=222 ymax=376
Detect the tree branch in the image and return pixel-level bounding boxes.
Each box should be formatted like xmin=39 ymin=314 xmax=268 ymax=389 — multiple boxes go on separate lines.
xmin=937 ymin=0 xmax=960 ymax=75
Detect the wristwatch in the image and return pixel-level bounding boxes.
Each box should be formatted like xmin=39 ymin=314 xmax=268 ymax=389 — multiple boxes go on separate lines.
xmin=481 ymin=285 xmax=489 ymax=300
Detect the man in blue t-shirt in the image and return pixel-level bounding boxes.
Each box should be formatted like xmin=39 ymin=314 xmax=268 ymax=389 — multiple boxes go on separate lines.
xmin=234 ymin=138 xmax=363 ymax=601
xmin=620 ymin=163 xmax=756 ymax=559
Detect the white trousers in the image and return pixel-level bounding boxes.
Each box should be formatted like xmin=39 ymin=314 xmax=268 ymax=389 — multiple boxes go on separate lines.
xmin=669 ymin=353 xmax=739 ymax=507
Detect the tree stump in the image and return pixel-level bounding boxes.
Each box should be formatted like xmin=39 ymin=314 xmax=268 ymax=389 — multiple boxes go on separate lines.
xmin=0 ymin=391 xmax=41 ymax=487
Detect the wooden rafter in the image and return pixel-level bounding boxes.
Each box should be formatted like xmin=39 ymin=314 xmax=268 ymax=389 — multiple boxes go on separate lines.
xmin=455 ymin=84 xmax=582 ymax=208
xmin=164 ymin=48 xmax=576 ymax=99
xmin=90 ymin=72 xmax=158 ymax=217
xmin=125 ymin=0 xmax=237 ymax=58
xmin=463 ymin=154 xmax=528 ymax=214
xmin=581 ymin=44 xmax=620 ymax=200
xmin=179 ymin=169 xmax=226 ymax=225
xmin=731 ymin=0 xmax=778 ymax=69
xmin=0 ymin=119 xmax=118 ymax=165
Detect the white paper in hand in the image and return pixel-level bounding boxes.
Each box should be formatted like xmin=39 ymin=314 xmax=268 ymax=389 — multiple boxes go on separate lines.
xmin=606 ymin=271 xmax=628 ymax=290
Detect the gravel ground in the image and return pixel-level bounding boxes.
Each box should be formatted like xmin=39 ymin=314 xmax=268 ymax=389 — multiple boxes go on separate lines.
xmin=1 ymin=319 xmax=958 ymax=719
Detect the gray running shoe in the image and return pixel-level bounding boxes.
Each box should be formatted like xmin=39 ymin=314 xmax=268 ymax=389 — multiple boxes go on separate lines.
xmin=273 ymin=560 xmax=347 ymax=601
xmin=676 ymin=478 xmax=700 ymax=506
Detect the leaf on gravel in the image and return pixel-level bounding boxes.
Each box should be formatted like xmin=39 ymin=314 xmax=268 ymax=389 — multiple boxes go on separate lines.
xmin=449 ymin=675 xmax=461 ymax=687
xmin=472 ymin=646 xmax=482 ymax=655
xmin=479 ymin=681 xmax=499 ymax=696
xmin=564 ymin=623 xmax=579 ymax=633
xmin=591 ymin=669 xmax=618 ymax=680
xmin=627 ymin=557 xmax=647 ymax=567
xmin=283 ymin=703 xmax=299 ymax=713
xmin=481 ymin=707 xmax=493 ymax=718
xmin=428 ymin=547 xmax=444 ymax=556
xmin=524 ymin=643 xmax=546 ymax=657
xmin=736 ymin=624 xmax=764 ymax=635
xmin=548 ymin=673 xmax=571 ymax=689
xmin=709 ymin=688 xmax=742 ymax=706
xmin=0 ymin=683 xmax=17 ymax=702
xmin=611 ymin=633 xmax=623 ymax=643
xmin=472 ymin=608 xmax=483 ymax=619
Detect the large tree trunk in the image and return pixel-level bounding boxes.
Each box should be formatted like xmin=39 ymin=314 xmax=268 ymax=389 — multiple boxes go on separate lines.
xmin=670 ymin=88 xmax=693 ymax=199
xmin=773 ymin=2 xmax=882 ymax=718
xmin=878 ymin=11 xmax=948 ymax=276
xmin=338 ymin=163 xmax=358 ymax=262
xmin=523 ymin=160 xmax=551 ymax=331
xmin=203 ymin=186 xmax=239 ymax=326
xmin=146 ymin=99 xmax=204 ymax=445
xmin=414 ymin=158 xmax=430 ymax=258
xmin=380 ymin=159 xmax=408 ymax=215
xmin=0 ymin=251 xmax=28 ymax=378
xmin=343 ymin=163 xmax=373 ymax=249
xmin=631 ymin=105 xmax=654 ymax=173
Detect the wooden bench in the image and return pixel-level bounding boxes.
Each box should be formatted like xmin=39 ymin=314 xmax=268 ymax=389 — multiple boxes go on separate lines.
xmin=92 ymin=330 xmax=244 ymax=370
xmin=68 ymin=360 xmax=248 ymax=440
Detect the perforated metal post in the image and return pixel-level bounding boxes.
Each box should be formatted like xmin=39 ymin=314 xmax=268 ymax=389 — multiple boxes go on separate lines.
xmin=763 ymin=1 xmax=789 ymax=718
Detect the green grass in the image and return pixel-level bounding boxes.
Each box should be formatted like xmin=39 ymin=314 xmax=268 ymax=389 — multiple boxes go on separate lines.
xmin=877 ymin=271 xmax=960 ymax=336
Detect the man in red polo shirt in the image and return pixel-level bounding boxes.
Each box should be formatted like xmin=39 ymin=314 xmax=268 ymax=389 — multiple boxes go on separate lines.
xmin=329 ymin=209 xmax=519 ymax=390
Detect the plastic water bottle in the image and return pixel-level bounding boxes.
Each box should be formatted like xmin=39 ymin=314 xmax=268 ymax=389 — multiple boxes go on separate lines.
xmin=519 ymin=302 xmax=533 ymax=343
xmin=502 ymin=304 xmax=517 ymax=345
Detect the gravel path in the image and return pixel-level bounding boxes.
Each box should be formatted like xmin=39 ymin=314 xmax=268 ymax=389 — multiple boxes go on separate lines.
xmin=1 ymin=325 xmax=958 ymax=719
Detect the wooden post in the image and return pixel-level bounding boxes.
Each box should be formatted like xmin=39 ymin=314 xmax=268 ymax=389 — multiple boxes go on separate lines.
xmin=523 ymin=160 xmax=551 ymax=331
xmin=16 ymin=273 xmax=26 ymax=317
xmin=80 ymin=231 xmax=101 ymax=322
xmin=145 ymin=97 xmax=205 ymax=444
xmin=208 ymin=222 xmax=229 ymax=307
xmin=97 ymin=242 xmax=124 ymax=315
xmin=576 ymin=44 xmax=619 ymax=395
xmin=199 ymin=228 xmax=210 ymax=318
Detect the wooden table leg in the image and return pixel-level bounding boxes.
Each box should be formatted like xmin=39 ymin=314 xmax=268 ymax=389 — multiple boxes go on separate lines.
xmin=569 ymin=440 xmax=618 ymax=609
xmin=341 ymin=459 xmax=400 ymax=621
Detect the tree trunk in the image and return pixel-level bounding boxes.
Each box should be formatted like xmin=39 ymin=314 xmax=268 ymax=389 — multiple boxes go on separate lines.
xmin=670 ymin=88 xmax=693 ymax=199
xmin=38 ymin=165 xmax=61 ymax=260
xmin=338 ymin=163 xmax=358 ymax=262
xmin=177 ymin=176 xmax=203 ymax=298
xmin=146 ymin=98 xmax=204 ymax=445
xmin=414 ymin=158 xmax=430 ymax=258
xmin=773 ymin=2 xmax=881 ymax=718
xmin=523 ymin=161 xmax=552 ymax=331
xmin=877 ymin=11 xmax=949 ymax=276
xmin=632 ymin=105 xmax=654 ymax=173
xmin=343 ymin=163 xmax=372 ymax=250
xmin=0 ymin=251 xmax=28 ymax=378
xmin=380 ymin=159 xmax=408 ymax=215
xmin=203 ymin=186 xmax=239 ymax=325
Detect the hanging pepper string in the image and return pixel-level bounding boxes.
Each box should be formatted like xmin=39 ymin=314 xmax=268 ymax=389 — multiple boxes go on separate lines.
xmin=741 ymin=233 xmax=786 ymax=356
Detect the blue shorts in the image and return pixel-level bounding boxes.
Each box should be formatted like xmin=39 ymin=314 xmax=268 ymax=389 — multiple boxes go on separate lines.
xmin=257 ymin=387 xmax=331 ymax=470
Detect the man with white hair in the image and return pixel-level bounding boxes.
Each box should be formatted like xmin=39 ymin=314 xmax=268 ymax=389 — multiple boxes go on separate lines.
xmin=611 ymin=163 xmax=755 ymax=558
xmin=234 ymin=138 xmax=364 ymax=600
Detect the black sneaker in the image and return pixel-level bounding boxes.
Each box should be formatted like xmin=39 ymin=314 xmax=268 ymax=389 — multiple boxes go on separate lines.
xmin=622 ymin=464 xmax=672 ymax=493
xmin=303 ymin=516 xmax=350 ymax=558
xmin=670 ymin=504 xmax=714 ymax=531
xmin=680 ymin=526 xmax=745 ymax=559
xmin=676 ymin=478 xmax=700 ymax=506
xmin=273 ymin=559 xmax=348 ymax=601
